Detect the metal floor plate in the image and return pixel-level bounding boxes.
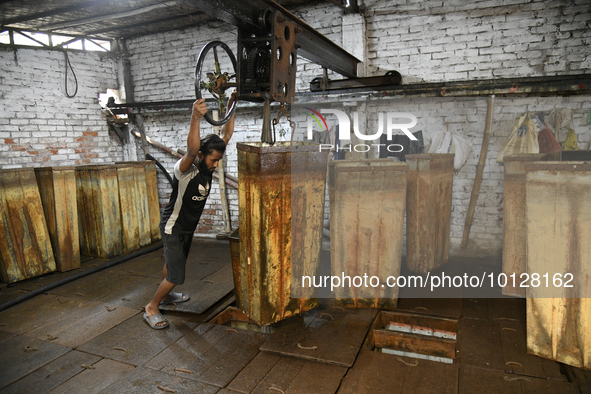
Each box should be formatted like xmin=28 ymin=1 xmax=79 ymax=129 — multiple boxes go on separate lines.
xmin=76 ymin=314 xmax=199 ymax=366
xmin=259 ymin=307 xmax=377 ymax=367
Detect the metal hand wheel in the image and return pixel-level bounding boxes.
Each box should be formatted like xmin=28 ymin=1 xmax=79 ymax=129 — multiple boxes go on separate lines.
xmin=195 ymin=41 xmax=238 ymax=126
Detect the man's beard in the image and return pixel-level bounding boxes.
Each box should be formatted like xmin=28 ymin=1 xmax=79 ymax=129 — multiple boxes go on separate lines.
xmin=198 ymin=159 xmax=212 ymax=174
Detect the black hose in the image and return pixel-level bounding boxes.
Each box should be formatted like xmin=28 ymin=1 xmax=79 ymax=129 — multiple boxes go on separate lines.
xmin=0 ymin=242 xmax=162 ymax=313
xmin=146 ymin=153 xmax=173 ymax=186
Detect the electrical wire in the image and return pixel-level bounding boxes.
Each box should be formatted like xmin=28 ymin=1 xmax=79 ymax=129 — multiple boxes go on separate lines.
xmin=63 ymin=50 xmax=78 ymax=98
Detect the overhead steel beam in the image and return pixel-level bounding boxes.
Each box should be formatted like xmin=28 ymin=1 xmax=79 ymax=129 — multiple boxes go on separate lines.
xmin=309 ymin=71 xmax=402 ymax=92
xmin=302 ymin=74 xmax=591 ymax=99
xmin=101 ymin=74 xmax=591 ymax=115
xmin=182 ymin=0 xmax=360 ymax=78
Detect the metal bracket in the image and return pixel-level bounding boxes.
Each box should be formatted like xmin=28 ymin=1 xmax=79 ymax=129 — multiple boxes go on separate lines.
xmin=310 ymin=71 xmax=402 ymax=92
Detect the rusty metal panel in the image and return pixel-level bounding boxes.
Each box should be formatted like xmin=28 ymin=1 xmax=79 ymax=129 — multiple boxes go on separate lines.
xmin=329 ymin=159 xmax=408 ymax=309
xmin=560 ymin=150 xmax=591 ymax=161
xmin=525 ymin=161 xmax=591 ymax=370
xmin=75 ymin=165 xmax=123 ymax=259
xmin=228 ymin=228 xmax=242 ymax=308
xmin=34 ymin=167 xmax=80 ymax=272
xmin=501 ymin=153 xmax=558 ymax=297
xmin=143 ymin=161 xmax=162 ymax=242
xmin=236 ymin=142 xmax=328 ymax=326
xmin=405 ymin=154 xmax=454 ymax=275
xmin=115 ymin=162 xmax=151 ymax=252
xmin=0 ymin=168 xmax=56 ymax=283
xmin=116 ymin=164 xmax=141 ymax=254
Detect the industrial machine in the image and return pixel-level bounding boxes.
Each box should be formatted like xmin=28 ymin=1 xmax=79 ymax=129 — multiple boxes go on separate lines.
xmin=191 ymin=0 xmax=362 ymax=142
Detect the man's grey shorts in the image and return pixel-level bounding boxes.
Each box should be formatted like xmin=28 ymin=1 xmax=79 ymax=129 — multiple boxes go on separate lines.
xmin=161 ymin=230 xmax=193 ymax=285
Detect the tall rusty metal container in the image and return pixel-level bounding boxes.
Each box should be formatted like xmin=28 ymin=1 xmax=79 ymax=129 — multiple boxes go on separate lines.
xmin=115 ymin=162 xmax=152 ymax=252
xmin=405 ymin=154 xmax=454 ymax=275
xmin=228 ymin=228 xmax=242 ymax=308
xmin=525 ymin=161 xmax=591 ymax=370
xmin=34 ymin=166 xmax=80 ymax=272
xmin=143 ymin=161 xmax=162 ymax=242
xmin=76 ymin=165 xmax=123 ymax=259
xmin=329 ymin=159 xmax=408 ymax=310
xmin=0 ymin=168 xmax=56 ymax=283
xmin=501 ymin=153 xmax=559 ymax=297
xmin=236 ymin=142 xmax=328 ymax=326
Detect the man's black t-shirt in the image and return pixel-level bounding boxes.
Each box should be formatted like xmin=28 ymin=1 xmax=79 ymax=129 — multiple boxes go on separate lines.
xmin=160 ymin=160 xmax=212 ymax=234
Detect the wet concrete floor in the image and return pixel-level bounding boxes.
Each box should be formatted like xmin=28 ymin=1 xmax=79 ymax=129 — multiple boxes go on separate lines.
xmin=0 ymin=240 xmax=589 ymax=393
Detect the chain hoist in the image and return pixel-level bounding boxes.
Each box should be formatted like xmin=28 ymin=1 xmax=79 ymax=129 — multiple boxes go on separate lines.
xmin=272 ymin=102 xmax=296 ymax=144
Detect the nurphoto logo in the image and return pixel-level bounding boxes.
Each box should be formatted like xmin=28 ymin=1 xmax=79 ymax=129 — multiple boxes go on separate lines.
xmin=304 ymin=108 xmax=418 ymax=152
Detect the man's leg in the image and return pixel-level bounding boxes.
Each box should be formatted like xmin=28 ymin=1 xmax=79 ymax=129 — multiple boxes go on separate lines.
xmin=157 ymin=264 xmax=183 ymax=304
xmin=145 ymin=278 xmax=175 ymax=327
xmin=144 ymin=232 xmax=189 ymax=327
xmin=157 ymin=263 xmax=172 ymax=303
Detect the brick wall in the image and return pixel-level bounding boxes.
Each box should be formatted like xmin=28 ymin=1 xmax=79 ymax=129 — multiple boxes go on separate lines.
xmin=363 ymin=0 xmax=591 ymax=82
xmin=0 ymin=48 xmax=121 ymax=168
xmin=124 ymin=0 xmax=591 ymax=253
xmin=1 ymin=0 xmax=590 ymax=254
xmin=290 ymin=96 xmax=591 ymax=255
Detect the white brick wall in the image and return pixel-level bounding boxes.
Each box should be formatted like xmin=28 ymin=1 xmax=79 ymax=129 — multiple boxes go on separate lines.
xmin=0 ymin=48 xmax=122 ymax=168
xmin=127 ymin=21 xmax=238 ymax=103
xmin=2 ymin=0 xmax=590 ymax=255
xmin=290 ymin=95 xmax=591 ymax=254
xmin=364 ymin=0 xmax=590 ymax=82
xmin=122 ymin=0 xmax=591 ymax=254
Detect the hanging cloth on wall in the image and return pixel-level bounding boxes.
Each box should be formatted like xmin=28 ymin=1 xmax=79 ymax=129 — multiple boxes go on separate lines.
xmin=311 ymin=125 xmax=340 ymax=159
xmin=538 ymin=123 xmax=562 ymax=153
xmin=563 ymin=129 xmax=580 ymax=150
xmin=496 ymin=112 xmax=540 ymax=163
xmin=546 ymin=108 xmax=579 ymax=150
xmin=424 ymin=127 xmax=472 ymax=172
xmin=450 ymin=132 xmax=472 ymax=173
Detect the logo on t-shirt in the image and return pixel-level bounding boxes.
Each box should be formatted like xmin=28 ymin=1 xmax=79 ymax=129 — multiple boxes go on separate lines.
xmin=192 ymin=182 xmax=210 ymax=201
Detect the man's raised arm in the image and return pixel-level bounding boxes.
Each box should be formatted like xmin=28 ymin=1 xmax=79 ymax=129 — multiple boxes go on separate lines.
xmin=222 ymin=91 xmax=238 ymax=146
xmin=179 ymin=98 xmax=207 ymax=173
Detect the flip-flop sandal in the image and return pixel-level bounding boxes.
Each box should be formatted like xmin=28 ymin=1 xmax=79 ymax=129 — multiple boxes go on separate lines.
xmin=159 ymin=292 xmax=190 ymax=306
xmin=143 ymin=312 xmax=169 ymax=330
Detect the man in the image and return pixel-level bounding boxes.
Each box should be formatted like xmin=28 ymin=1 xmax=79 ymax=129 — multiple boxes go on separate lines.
xmin=144 ymin=93 xmax=236 ymax=329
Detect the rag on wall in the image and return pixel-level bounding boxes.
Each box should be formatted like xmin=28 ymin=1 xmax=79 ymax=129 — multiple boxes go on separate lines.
xmin=538 ymin=123 xmax=562 ymax=154
xmin=496 ymin=112 xmax=540 ymax=163
xmin=311 ymin=125 xmax=342 ymax=160
xmin=547 ymin=108 xmax=579 ymax=150
xmin=423 ymin=129 xmax=472 ymax=172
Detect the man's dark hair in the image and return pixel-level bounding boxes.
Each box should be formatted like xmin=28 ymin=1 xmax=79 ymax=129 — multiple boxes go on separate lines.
xmin=200 ymin=134 xmax=226 ymax=157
